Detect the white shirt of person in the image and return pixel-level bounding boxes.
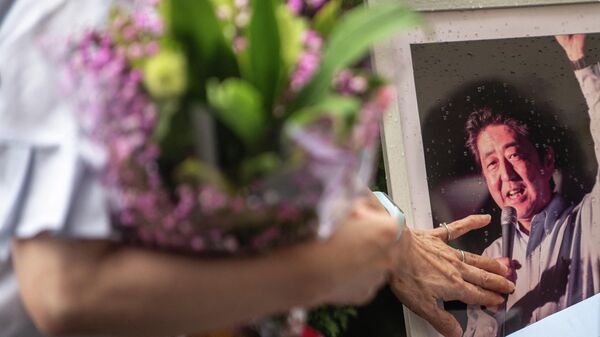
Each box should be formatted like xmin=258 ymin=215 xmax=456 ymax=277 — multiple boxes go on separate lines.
xmin=0 ymin=1 xmax=118 ymax=336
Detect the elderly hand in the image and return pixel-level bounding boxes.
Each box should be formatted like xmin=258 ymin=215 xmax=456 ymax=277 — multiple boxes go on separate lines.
xmin=555 ymin=34 xmax=586 ymax=61
xmin=389 ymin=215 xmax=515 ymax=337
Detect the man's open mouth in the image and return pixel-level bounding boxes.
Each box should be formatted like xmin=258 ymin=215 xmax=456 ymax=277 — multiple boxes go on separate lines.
xmin=506 ymin=187 xmax=526 ymax=200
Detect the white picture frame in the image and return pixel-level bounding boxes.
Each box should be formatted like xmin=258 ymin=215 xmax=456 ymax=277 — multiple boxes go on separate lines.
xmin=405 ymin=0 xmax=597 ymax=12
xmin=370 ymin=2 xmax=600 ymax=336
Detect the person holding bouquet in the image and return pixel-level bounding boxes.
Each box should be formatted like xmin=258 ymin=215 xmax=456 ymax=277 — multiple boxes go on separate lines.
xmin=0 ymin=1 xmax=514 ymax=337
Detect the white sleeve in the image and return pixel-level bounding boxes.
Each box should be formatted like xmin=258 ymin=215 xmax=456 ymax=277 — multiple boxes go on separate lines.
xmin=0 ymin=0 xmax=116 ymax=261
xmin=0 ymin=142 xmax=114 ymax=261
xmin=574 ymin=63 xmax=600 ymax=189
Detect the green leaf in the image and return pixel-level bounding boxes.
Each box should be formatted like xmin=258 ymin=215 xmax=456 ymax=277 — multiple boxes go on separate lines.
xmin=206 ymin=79 xmax=265 ymax=148
xmin=158 ymin=0 xmax=172 ymax=34
xmin=308 ymin=305 xmax=357 ymax=337
xmin=167 ymin=0 xmax=238 ymax=95
xmin=240 ymin=152 xmax=282 ymax=183
xmin=152 ymin=100 xmax=179 ymax=142
xmin=276 ymin=4 xmax=306 ymax=76
xmin=175 ymin=158 xmax=231 ymax=191
xmin=291 ymin=3 xmax=420 ymax=111
xmin=247 ymin=0 xmax=282 ymax=112
xmin=313 ymin=0 xmax=342 ymax=38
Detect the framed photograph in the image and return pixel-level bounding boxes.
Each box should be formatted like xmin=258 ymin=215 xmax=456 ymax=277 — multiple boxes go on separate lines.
xmin=405 ymin=0 xmax=598 ymax=12
xmin=371 ymin=2 xmax=600 ymax=336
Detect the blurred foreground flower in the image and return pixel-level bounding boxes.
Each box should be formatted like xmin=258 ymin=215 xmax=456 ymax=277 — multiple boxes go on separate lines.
xmin=65 ymin=0 xmax=419 ymax=336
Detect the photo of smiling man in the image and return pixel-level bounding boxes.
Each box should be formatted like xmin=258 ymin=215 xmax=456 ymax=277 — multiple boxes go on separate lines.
xmin=462 ymin=34 xmax=600 ymax=336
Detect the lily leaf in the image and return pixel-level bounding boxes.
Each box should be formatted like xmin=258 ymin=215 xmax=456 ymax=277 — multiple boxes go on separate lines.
xmin=276 ymin=4 xmax=306 ymax=77
xmin=313 ymin=0 xmax=342 ymax=38
xmin=246 ymin=0 xmax=282 ymax=112
xmin=291 ymin=3 xmax=420 ymax=111
xmin=167 ymin=0 xmax=238 ymax=95
xmin=206 ymin=79 xmax=265 ymax=149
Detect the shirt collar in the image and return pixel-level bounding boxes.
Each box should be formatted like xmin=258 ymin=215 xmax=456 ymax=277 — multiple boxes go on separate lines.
xmin=513 ymin=194 xmax=567 ymax=257
xmin=530 ymin=194 xmax=567 ymax=235
xmin=514 ymin=194 xmax=566 ymax=237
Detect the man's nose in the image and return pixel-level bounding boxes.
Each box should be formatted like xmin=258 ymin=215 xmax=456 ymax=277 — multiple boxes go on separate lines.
xmin=499 ymin=158 xmax=519 ymax=181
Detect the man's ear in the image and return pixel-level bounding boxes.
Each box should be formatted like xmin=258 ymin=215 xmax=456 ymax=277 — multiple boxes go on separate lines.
xmin=544 ymin=146 xmax=556 ymax=175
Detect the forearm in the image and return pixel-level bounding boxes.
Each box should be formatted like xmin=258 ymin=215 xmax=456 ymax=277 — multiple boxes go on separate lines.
xmin=575 ymin=63 xmax=600 ymax=171
xmin=12 ymin=235 xmax=331 ymax=336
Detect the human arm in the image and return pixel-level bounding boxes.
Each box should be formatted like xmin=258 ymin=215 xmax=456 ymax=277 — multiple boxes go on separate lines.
xmin=556 ymin=34 xmax=600 ymax=253
xmin=12 ymin=199 xmax=399 ymax=337
xmin=556 ymin=34 xmax=600 ymax=179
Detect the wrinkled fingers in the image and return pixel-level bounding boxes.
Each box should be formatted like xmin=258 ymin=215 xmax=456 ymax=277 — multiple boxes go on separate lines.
xmin=459 ymin=262 xmax=514 ymax=294
xmin=432 ymin=214 xmax=491 ymax=243
xmin=451 ymin=280 xmax=505 ymax=307
xmin=427 ymin=305 xmax=463 ymax=337
xmin=408 ymin=298 xmax=462 ymax=337
xmin=462 ymin=251 xmax=510 ymax=278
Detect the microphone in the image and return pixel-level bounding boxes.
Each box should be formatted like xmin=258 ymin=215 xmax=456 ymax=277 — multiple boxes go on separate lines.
xmin=501 ymin=206 xmax=516 ymax=258
xmin=500 ymin=206 xmax=517 ymax=336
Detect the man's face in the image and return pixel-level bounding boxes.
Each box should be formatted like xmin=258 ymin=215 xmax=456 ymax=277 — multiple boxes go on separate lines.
xmin=476 ymin=124 xmax=555 ymax=222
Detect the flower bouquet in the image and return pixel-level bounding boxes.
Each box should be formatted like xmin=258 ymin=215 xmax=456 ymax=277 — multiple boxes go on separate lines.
xmin=65 ymin=0 xmax=418 ymax=335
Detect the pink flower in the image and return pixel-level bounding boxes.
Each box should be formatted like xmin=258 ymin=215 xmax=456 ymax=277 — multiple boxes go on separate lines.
xmin=174 ymin=186 xmax=196 ymax=220
xmin=233 ymin=36 xmax=248 ymax=53
xmin=199 ymin=186 xmax=228 ymax=213
xmin=252 ymin=227 xmax=281 ymax=250
xmin=291 ymin=52 xmax=320 ymax=92
xmin=145 ymin=41 xmax=160 ymax=56
xmin=112 ymin=133 xmax=144 ymax=162
xmin=191 ymin=236 xmax=206 ymax=252
xmin=122 ymin=25 xmax=138 ymax=41
xmin=136 ymin=192 xmax=160 ymax=219
xmin=307 ymin=0 xmax=327 ymax=10
xmin=277 ymin=204 xmax=302 ymax=221
xmin=290 ymin=30 xmax=323 ymax=92
xmin=288 ymin=0 xmax=303 ymax=14
xmin=127 ymin=43 xmax=144 ymax=59
xmin=304 ymin=30 xmax=322 ymax=51
xmin=162 ymin=215 xmax=177 ymax=231
xmin=119 ymin=210 xmax=135 ymax=226
xmin=132 ymin=9 xmax=163 ymax=34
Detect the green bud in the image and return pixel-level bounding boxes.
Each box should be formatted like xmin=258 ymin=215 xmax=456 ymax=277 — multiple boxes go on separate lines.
xmin=143 ymin=48 xmax=188 ymax=99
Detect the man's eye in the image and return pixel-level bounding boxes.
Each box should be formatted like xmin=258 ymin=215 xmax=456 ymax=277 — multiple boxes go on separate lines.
xmin=508 ymin=153 xmax=520 ymax=160
xmin=487 ymin=161 xmax=498 ymax=169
